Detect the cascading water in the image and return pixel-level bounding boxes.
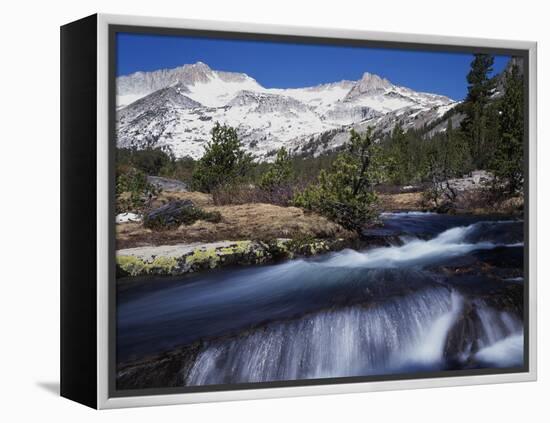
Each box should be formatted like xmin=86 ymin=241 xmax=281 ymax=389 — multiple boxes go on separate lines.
xmin=185 ymin=289 xmax=522 ymax=385
xmin=322 ymin=220 xmax=522 ymax=269
xmin=116 ymin=214 xmax=525 ymax=389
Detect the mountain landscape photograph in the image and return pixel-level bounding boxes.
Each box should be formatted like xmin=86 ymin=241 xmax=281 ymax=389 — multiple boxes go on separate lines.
xmin=113 ymin=31 xmax=526 ymax=392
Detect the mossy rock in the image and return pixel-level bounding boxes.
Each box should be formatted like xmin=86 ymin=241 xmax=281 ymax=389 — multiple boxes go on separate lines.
xmin=116 ymin=255 xmax=147 ymax=277
xmin=116 ymin=255 xmax=179 ymax=277
xmin=185 ymin=248 xmax=220 ymax=270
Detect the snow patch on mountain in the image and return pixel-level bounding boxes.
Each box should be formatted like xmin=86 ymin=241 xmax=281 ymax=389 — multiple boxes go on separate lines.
xmin=185 ymin=73 xmax=265 ymax=107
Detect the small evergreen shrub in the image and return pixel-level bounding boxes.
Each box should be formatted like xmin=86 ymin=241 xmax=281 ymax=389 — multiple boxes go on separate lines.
xmin=115 ymin=167 xmax=158 ymax=213
xmin=259 ymin=147 xmax=293 ymax=191
xmin=294 ymin=129 xmax=380 ymax=232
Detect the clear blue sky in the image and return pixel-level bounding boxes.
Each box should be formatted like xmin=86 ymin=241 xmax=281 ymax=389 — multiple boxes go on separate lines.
xmin=116 ymin=32 xmax=510 ymax=101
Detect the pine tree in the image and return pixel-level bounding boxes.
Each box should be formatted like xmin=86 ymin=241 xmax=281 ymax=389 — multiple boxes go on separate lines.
xmin=422 ymin=120 xmax=462 ymax=210
xmin=490 ymin=63 xmax=524 ymax=194
xmin=192 ymin=122 xmax=254 ymax=193
xmin=259 ymin=147 xmax=293 ymax=191
xmin=393 ymin=123 xmax=410 ymax=182
xmin=461 ymin=54 xmax=495 ymax=168
xmin=384 ymin=123 xmax=410 ymax=184
xmin=444 ymin=119 xmax=472 ymax=177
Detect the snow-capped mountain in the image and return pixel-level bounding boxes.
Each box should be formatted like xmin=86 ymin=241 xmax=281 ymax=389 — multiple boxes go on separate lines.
xmin=117 ymin=61 xmax=264 ymax=109
xmin=116 ymin=62 xmax=458 ymax=160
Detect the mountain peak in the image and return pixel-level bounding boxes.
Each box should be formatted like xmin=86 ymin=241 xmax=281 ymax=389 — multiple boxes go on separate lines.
xmin=342 ymin=72 xmax=393 ymax=101
xmin=362 ymin=71 xmax=389 ymax=82
xmin=176 ymin=61 xmax=214 ymax=83
xmin=184 ymin=61 xmax=212 ymax=71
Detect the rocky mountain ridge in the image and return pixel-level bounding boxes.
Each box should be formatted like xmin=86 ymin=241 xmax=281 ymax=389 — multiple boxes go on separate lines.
xmin=116 ymin=61 xmax=459 ymax=160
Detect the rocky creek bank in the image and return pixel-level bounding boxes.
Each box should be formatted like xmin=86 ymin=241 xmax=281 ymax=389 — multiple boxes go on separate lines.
xmin=116 ymin=237 xmax=353 ymax=278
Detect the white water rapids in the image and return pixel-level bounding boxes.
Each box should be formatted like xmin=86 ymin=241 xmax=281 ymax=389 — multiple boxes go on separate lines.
xmin=184 ymin=221 xmax=524 ymax=385
xmin=322 ymin=221 xmax=521 ymax=269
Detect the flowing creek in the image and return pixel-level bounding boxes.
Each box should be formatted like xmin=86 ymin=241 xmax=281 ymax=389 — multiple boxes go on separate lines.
xmin=117 ymin=212 xmax=525 ymax=387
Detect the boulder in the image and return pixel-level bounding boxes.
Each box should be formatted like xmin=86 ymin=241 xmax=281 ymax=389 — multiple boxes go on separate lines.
xmin=147 ymin=176 xmax=188 ymax=193
xmin=143 ymin=200 xmax=197 ymax=229
xmin=117 ymin=342 xmax=201 ymax=389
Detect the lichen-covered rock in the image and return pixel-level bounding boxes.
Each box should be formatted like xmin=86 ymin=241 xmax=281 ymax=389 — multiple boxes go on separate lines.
xmin=116 ymin=255 xmax=178 ymax=277
xmin=116 ymin=238 xmax=347 ymax=278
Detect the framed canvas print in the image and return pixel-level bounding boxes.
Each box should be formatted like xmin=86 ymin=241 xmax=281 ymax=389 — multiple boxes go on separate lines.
xmin=60 ymin=14 xmax=537 ymax=409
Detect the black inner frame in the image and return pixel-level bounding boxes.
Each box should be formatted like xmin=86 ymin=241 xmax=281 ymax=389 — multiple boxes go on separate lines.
xmin=107 ymin=24 xmax=531 ymax=398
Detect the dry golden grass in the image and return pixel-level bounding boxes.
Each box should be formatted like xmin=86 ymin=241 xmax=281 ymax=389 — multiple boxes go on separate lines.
xmin=378 ymin=192 xmax=424 ymax=211
xmin=116 ymin=194 xmax=355 ymax=249
xmin=453 ymin=190 xmax=524 ymax=215
xmin=378 ymin=190 xmax=523 ymax=215
xmin=151 ymin=191 xmax=213 ymax=208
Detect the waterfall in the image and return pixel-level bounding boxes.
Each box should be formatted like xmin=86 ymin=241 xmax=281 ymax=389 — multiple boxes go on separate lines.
xmin=185 ymin=288 xmax=522 ymax=385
